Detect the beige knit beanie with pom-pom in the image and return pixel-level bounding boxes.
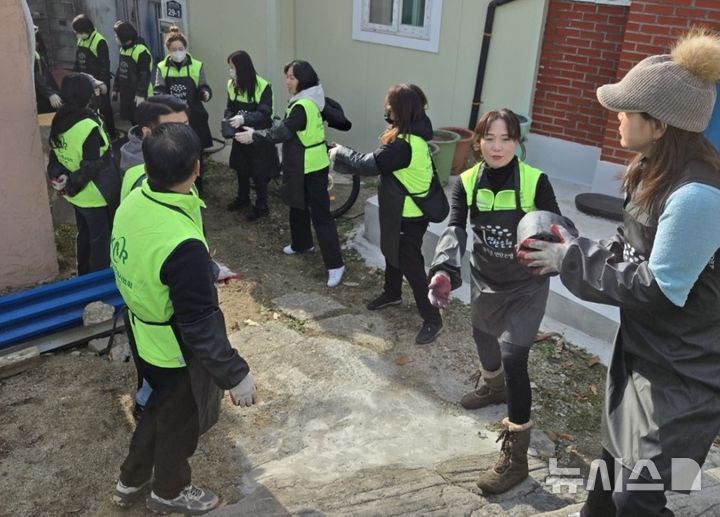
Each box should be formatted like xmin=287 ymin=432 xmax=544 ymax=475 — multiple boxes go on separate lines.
xmin=597 ymin=29 xmax=720 ymax=132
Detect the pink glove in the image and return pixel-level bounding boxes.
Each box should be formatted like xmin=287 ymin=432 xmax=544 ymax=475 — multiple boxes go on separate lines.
xmin=428 ymin=272 xmax=451 ymax=309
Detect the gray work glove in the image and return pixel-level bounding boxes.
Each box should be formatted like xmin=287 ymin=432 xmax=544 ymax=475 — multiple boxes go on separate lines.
xmin=517 ymin=224 xmax=574 ymax=275
xmin=229 ymin=371 xmax=257 ymax=407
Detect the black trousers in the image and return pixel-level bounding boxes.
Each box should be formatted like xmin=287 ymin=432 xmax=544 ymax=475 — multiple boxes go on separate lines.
xmin=581 ymin=449 xmax=673 ymax=517
xmin=95 ymin=90 xmax=116 ymax=138
xmin=236 ymin=172 xmax=267 ymax=210
xmin=383 ymin=219 xmax=441 ymax=325
xmin=290 ymin=170 xmax=343 ymax=269
xmin=120 ymin=358 xmax=199 ymax=500
xmin=473 ymin=328 xmax=531 ymax=424
xmin=74 ymin=206 xmax=111 ymax=275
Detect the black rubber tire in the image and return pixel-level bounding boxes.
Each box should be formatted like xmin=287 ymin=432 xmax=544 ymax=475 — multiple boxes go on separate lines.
xmin=329 ymin=173 xmax=361 ymax=218
xmin=574 ymin=193 xmax=624 ymax=222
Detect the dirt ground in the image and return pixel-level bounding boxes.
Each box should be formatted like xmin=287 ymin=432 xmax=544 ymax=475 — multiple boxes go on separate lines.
xmin=0 ymin=161 xmax=609 ymax=516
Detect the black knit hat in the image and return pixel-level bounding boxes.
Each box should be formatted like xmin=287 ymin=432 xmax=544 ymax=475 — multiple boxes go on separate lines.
xmin=114 ymin=21 xmax=137 ymax=44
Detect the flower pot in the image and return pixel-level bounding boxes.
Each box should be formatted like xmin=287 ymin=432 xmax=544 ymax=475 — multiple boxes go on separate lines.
xmin=429 ymin=129 xmax=460 ymax=185
xmin=440 ymin=126 xmax=475 ymax=174
xmin=429 ymin=141 xmax=440 ymax=157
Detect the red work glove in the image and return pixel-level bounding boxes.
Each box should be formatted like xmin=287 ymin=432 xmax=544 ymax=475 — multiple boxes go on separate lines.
xmin=428 ymin=271 xmax=452 ymax=309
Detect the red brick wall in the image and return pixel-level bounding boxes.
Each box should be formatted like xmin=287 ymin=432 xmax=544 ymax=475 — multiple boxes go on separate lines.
xmin=601 ymin=0 xmax=720 ymax=163
xmin=531 ymin=0 xmax=629 ymax=147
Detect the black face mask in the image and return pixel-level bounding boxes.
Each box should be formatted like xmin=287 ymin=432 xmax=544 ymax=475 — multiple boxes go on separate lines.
xmin=384 ymin=110 xmax=394 ymax=125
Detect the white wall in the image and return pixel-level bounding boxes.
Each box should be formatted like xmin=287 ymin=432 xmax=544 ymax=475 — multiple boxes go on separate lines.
xmin=187 ymin=0 xmax=547 ymax=154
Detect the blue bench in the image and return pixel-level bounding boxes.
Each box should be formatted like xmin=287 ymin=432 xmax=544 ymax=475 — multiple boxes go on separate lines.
xmin=0 ymin=268 xmax=124 ymax=352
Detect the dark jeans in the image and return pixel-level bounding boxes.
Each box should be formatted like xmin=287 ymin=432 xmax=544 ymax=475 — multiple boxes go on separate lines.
xmin=119 ymin=358 xmax=199 ymax=500
xmin=581 ymin=449 xmax=673 ymax=517
xmin=473 ymin=327 xmax=531 ymax=424
xmin=383 ymin=219 xmax=441 ymax=325
xmin=74 ymin=206 xmax=111 ymax=275
xmin=289 ymin=170 xmax=343 ymax=269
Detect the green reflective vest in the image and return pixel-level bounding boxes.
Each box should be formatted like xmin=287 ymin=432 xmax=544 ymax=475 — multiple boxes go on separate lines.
xmin=460 ymin=161 xmax=542 ymax=213
xmin=51 ymin=118 xmax=110 ymax=208
xmin=76 ymin=30 xmax=105 ymax=57
xmin=120 ymin=163 xmax=146 ymax=202
xmin=111 ymin=181 xmax=207 ymax=368
xmin=227 ymin=74 xmax=271 ymax=107
xmin=120 ymin=43 xmax=153 ymax=96
xmin=287 ymin=98 xmax=328 ymax=174
xmin=158 ymin=54 xmax=202 ymax=86
xmin=393 ymin=134 xmax=433 ymax=217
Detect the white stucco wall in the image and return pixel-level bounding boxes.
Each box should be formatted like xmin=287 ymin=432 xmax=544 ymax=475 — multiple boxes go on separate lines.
xmin=188 ymin=0 xmax=547 ymax=153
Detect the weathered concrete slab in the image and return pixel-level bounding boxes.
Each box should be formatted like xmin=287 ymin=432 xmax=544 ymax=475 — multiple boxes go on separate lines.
xmin=307 ymin=313 xmax=392 ymax=352
xmin=271 ymin=292 xmax=346 ymax=320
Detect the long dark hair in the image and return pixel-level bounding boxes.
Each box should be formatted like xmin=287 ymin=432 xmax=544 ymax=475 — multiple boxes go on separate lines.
xmin=49 ymin=73 xmax=95 ymax=147
xmin=623 ymin=113 xmax=720 ymax=215
xmin=380 ymin=84 xmax=425 ymax=145
xmin=284 ymin=60 xmax=319 ymax=93
xmin=228 ymin=51 xmax=257 ymax=99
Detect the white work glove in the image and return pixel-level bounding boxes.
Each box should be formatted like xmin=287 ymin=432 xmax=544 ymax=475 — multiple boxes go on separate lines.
xmin=201 ymin=90 xmax=210 ymax=102
xmin=428 ymin=271 xmax=452 ymax=309
xmin=96 ymin=82 xmax=108 ymax=95
xmin=234 ymin=127 xmax=254 ymax=144
xmin=50 ymin=175 xmax=68 ymax=191
xmin=516 ymin=224 xmax=575 ymax=275
xmin=328 ymin=144 xmax=345 ymax=164
xmin=49 ymin=94 xmax=62 ymax=109
xmin=134 ymin=95 xmax=144 ymax=107
xmin=213 ymin=260 xmax=239 ymax=285
xmin=227 ymin=114 xmax=244 ymax=128
xmin=229 ymin=371 xmax=257 ymax=407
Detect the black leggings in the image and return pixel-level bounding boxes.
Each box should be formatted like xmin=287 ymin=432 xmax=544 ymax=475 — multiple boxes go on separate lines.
xmin=473 ymin=327 xmax=531 ymax=425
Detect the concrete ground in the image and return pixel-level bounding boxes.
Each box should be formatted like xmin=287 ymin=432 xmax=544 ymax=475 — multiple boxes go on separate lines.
xmin=207 ymin=291 xmax=720 ymax=517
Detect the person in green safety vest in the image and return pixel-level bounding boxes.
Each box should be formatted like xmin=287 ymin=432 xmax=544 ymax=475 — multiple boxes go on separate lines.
xmin=72 ymin=14 xmax=115 ymax=138
xmin=110 ymin=123 xmax=254 ymax=514
xmin=155 ymin=27 xmax=212 ymax=195
xmin=329 ymin=84 xmax=444 ymax=345
xmin=234 ymin=60 xmax=346 ymax=287
xmin=119 ymin=95 xmax=190 ymax=203
xmin=112 ymin=21 xmax=152 ymax=124
xmin=427 ymin=109 xmax=563 ymax=494
xmin=222 ymin=50 xmax=280 ymax=220
xmin=47 ymin=73 xmax=121 ymax=275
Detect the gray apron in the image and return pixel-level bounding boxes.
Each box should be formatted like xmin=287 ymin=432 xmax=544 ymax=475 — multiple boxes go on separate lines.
xmin=560 ymin=161 xmax=720 ymax=487
xmin=468 ymin=164 xmax=548 ymax=345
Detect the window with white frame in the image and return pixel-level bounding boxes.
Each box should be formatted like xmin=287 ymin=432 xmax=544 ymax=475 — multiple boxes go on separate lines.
xmin=352 ymin=0 xmax=443 ymax=53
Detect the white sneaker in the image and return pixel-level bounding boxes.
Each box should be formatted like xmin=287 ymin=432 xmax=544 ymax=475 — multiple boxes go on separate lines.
xmin=283 ymin=244 xmax=315 ymax=255
xmin=327 ymin=266 xmax=345 ymax=287
xmin=112 ymin=479 xmax=151 ymax=507
xmin=146 ymin=484 xmax=219 ymax=515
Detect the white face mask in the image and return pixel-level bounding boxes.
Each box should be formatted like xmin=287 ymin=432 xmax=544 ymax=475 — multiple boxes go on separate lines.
xmin=77 ymin=33 xmax=90 ymax=40
xmin=171 ymin=50 xmax=187 ymax=63
xmin=229 ymin=69 xmax=236 ymax=79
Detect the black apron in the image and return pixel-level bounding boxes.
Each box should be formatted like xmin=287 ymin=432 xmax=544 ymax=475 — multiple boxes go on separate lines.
xmin=596 ymin=162 xmax=720 ymax=486
xmin=468 ymin=164 xmax=548 ymax=345
xmin=162 ymin=61 xmax=213 ymax=148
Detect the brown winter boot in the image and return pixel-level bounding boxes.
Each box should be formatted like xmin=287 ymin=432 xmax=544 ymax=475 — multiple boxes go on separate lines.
xmin=477 ymin=417 xmax=532 ymax=494
xmin=460 ymin=367 xmax=507 ymax=409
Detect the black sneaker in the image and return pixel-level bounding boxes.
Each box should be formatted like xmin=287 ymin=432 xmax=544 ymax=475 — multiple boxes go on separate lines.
xmin=246 ymin=206 xmax=269 ymax=222
xmin=367 ymin=293 xmax=402 ymax=311
xmin=227 ymin=198 xmax=250 ymax=211
xmin=415 ymin=321 xmax=443 ymax=345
